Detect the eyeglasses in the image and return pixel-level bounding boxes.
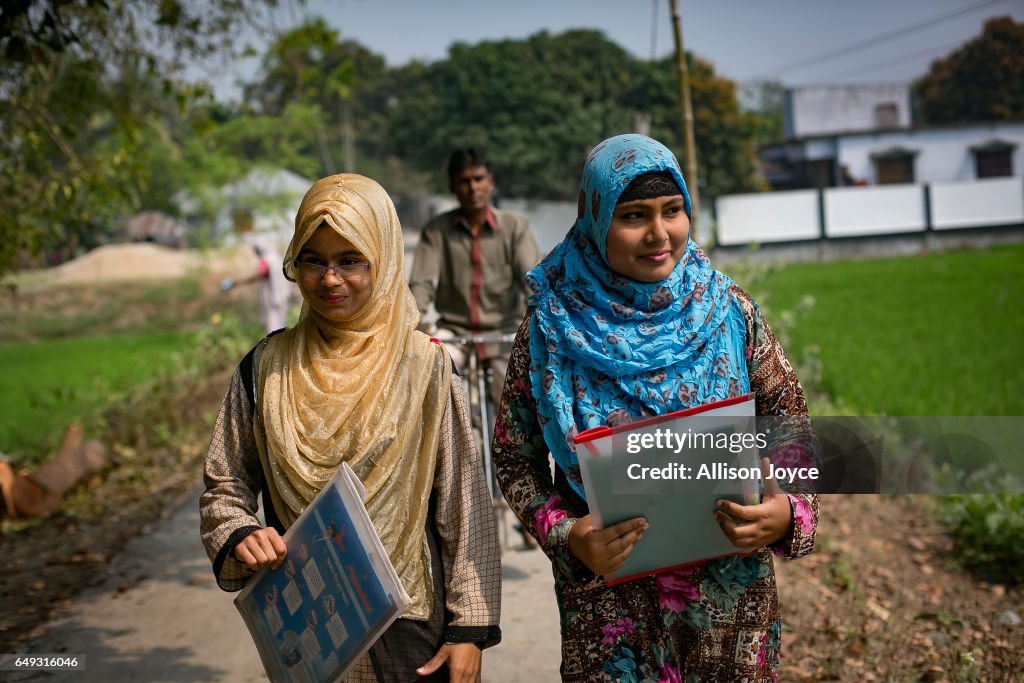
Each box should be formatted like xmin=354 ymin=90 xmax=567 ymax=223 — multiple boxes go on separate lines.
xmin=293 ymin=260 xmax=370 ymax=281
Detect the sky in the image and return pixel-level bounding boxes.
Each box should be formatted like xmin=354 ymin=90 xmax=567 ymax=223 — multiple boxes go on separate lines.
xmin=195 ymin=0 xmax=1024 ymax=102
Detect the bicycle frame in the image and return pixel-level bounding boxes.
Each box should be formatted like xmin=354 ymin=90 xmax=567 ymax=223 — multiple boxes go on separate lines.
xmin=433 ymin=333 xmax=516 ymax=501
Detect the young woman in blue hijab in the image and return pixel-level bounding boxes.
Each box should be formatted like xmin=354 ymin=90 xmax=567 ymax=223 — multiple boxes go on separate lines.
xmin=493 ymin=134 xmax=818 ymax=681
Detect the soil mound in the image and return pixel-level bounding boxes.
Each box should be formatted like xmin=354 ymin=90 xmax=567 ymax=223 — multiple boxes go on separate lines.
xmin=22 ymin=244 xmax=254 ymax=285
xmin=49 ymin=244 xmax=199 ymax=283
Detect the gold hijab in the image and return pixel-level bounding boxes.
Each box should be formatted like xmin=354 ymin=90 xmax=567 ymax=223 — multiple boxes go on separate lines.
xmin=255 ymin=174 xmax=451 ymax=619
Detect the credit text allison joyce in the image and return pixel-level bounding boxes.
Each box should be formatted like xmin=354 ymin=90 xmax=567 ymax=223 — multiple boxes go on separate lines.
xmin=625 ymin=461 xmax=819 ymax=483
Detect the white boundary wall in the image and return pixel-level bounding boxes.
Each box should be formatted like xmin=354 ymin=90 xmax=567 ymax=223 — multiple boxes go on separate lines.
xmin=716 ymin=190 xmax=820 ymax=244
xmin=716 ymin=177 xmax=1023 ymax=246
xmin=825 ymin=185 xmax=925 ymax=237
xmin=931 ymin=178 xmax=1024 ymax=230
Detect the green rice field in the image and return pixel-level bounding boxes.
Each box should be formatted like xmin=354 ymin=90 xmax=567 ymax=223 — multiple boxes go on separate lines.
xmin=0 ymin=332 xmax=193 ymax=457
xmin=736 ymin=244 xmax=1024 ymax=416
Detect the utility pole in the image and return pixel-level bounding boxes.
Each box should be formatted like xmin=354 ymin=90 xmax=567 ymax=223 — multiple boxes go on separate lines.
xmin=342 ymin=101 xmax=356 ymax=173
xmin=669 ymin=0 xmax=700 ymax=238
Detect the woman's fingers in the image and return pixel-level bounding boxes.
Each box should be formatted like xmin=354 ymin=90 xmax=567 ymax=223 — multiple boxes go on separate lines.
xmin=415 ymin=646 xmax=449 ymax=676
xmin=568 ymin=515 xmax=649 ymax=574
xmin=234 ymin=528 xmax=288 ymax=569
xmin=237 ymin=539 xmax=268 ymax=567
xmin=594 ymin=517 xmax=648 ymax=543
xmin=716 ymin=499 xmax=758 ymax=521
xmin=268 ymin=531 xmax=288 ymax=569
xmin=588 ymin=519 xmax=646 ymax=574
xmin=234 ymin=543 xmax=257 ymax=566
xmin=716 ymin=494 xmax=792 ymax=548
xmin=256 ymin=533 xmax=278 ymax=562
xmin=602 ymin=532 xmax=644 ymax=573
xmin=716 ymin=512 xmax=758 ymax=548
xmin=443 ymin=643 xmax=482 ymax=683
xmin=254 ymin=528 xmax=287 ymax=568
xmin=614 ymin=527 xmax=645 ymax=557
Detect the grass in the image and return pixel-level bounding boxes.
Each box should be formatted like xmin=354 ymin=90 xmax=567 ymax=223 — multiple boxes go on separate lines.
xmin=0 ymin=332 xmax=194 ymax=459
xmin=0 ymin=272 xmax=268 ymax=465
xmin=739 ymin=244 xmax=1024 ymax=416
xmin=0 ymin=276 xmax=256 ymax=343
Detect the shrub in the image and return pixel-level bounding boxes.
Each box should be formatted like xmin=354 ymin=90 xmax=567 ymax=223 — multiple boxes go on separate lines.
xmin=938 ymin=493 xmax=1024 ymax=585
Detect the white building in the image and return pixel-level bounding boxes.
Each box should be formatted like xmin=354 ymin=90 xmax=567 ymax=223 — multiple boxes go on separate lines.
xmin=761 ymin=84 xmax=1022 ymax=189
xmin=837 ymin=123 xmax=1022 ymax=185
xmin=784 ymin=83 xmax=912 ymax=139
xmin=175 ymin=167 xmax=312 ymax=249
xmin=715 ymin=84 xmax=1024 ymax=254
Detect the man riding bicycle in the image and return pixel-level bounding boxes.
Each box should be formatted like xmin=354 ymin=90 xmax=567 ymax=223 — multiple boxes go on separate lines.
xmin=410 ymin=149 xmax=542 ymax=550
xmin=409 ymin=148 xmax=541 ymax=408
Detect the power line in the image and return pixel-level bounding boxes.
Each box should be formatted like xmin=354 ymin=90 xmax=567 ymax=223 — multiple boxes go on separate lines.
xmin=826 ymin=39 xmax=967 ymax=81
xmin=752 ymin=0 xmax=1009 ymax=78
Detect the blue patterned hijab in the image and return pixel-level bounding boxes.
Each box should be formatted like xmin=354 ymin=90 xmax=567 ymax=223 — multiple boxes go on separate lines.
xmin=526 ymin=134 xmax=750 ymax=500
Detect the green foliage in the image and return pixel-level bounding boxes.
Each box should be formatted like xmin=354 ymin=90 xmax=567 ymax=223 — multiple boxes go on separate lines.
xmin=243 ymin=17 xmax=390 ymax=176
xmin=739 ymin=80 xmax=786 ymax=147
xmin=0 ymin=310 xmax=258 ymax=468
xmin=824 ymin=553 xmax=855 ymax=592
xmin=205 ymin=104 xmax=325 ymax=178
xmin=938 ymin=494 xmax=1024 ymax=585
xmin=130 ymin=99 xmax=325 ymax=240
xmin=4 ymin=15 xmax=774 ymax=277
xmin=169 ymin=310 xmax=255 ymax=379
xmin=913 ymin=16 xmax=1024 ymax=124
xmin=639 ymin=55 xmax=767 ymax=199
xmin=740 ymin=245 xmax=1024 ymax=585
xmin=0 ymin=0 xmax=284 ymax=278
xmin=0 ymin=276 xmax=262 ymax=343
xmin=386 ymin=30 xmax=764 ymax=202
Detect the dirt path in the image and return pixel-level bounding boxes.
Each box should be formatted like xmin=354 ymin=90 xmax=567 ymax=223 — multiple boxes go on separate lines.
xmin=8 ymin=485 xmax=561 ymax=682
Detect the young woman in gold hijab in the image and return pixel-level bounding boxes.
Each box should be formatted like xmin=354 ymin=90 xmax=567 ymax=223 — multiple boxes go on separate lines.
xmin=200 ymin=174 xmax=501 ymax=682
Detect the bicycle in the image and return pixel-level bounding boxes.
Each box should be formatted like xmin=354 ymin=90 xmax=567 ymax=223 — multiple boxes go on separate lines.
xmin=432 ymin=331 xmax=522 ymax=551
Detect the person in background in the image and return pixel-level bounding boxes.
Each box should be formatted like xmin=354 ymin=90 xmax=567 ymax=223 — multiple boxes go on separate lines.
xmin=201 ymin=174 xmax=501 ymax=681
xmin=220 ymin=239 xmax=291 ymax=334
xmin=409 ymin=148 xmax=541 ymax=409
xmin=840 ymin=163 xmax=856 ymax=186
xmin=409 ymin=149 xmax=543 ymax=550
xmin=493 ymin=134 xmax=818 ymax=681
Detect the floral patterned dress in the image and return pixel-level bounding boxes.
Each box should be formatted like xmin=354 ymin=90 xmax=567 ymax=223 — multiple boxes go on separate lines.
xmin=493 ymin=285 xmax=818 ymax=682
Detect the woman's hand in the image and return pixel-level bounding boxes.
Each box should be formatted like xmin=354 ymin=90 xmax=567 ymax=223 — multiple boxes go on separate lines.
xmin=567 ymin=514 xmax=648 ymax=575
xmin=417 ymin=642 xmax=481 ymax=682
xmin=715 ymin=458 xmax=793 ymax=549
xmin=233 ymin=527 xmax=288 ymax=570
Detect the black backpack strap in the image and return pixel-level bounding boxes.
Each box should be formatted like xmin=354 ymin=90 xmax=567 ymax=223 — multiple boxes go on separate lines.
xmin=238 ymin=331 xmax=288 ymax=534
xmin=238 ymin=329 xmax=286 ymax=411
xmin=239 ymin=345 xmax=258 ymax=411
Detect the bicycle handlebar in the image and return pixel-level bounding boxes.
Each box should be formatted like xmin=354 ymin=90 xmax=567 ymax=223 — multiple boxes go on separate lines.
xmin=432 ymin=332 xmax=518 ymax=345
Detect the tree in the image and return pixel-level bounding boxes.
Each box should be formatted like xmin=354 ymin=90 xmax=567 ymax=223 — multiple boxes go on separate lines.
xmin=914 ymin=16 xmax=1024 ymax=124
xmin=0 ymin=0 xmax=283 ymax=278
xmin=136 ymin=101 xmax=325 ymax=232
xmin=385 ymin=30 xmax=763 ymax=202
xmin=739 ymin=79 xmax=786 ymax=146
xmin=386 ymin=30 xmax=640 ymax=200
xmin=242 ymin=18 xmax=389 ymax=176
xmin=631 ymin=54 xmax=766 ymax=201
